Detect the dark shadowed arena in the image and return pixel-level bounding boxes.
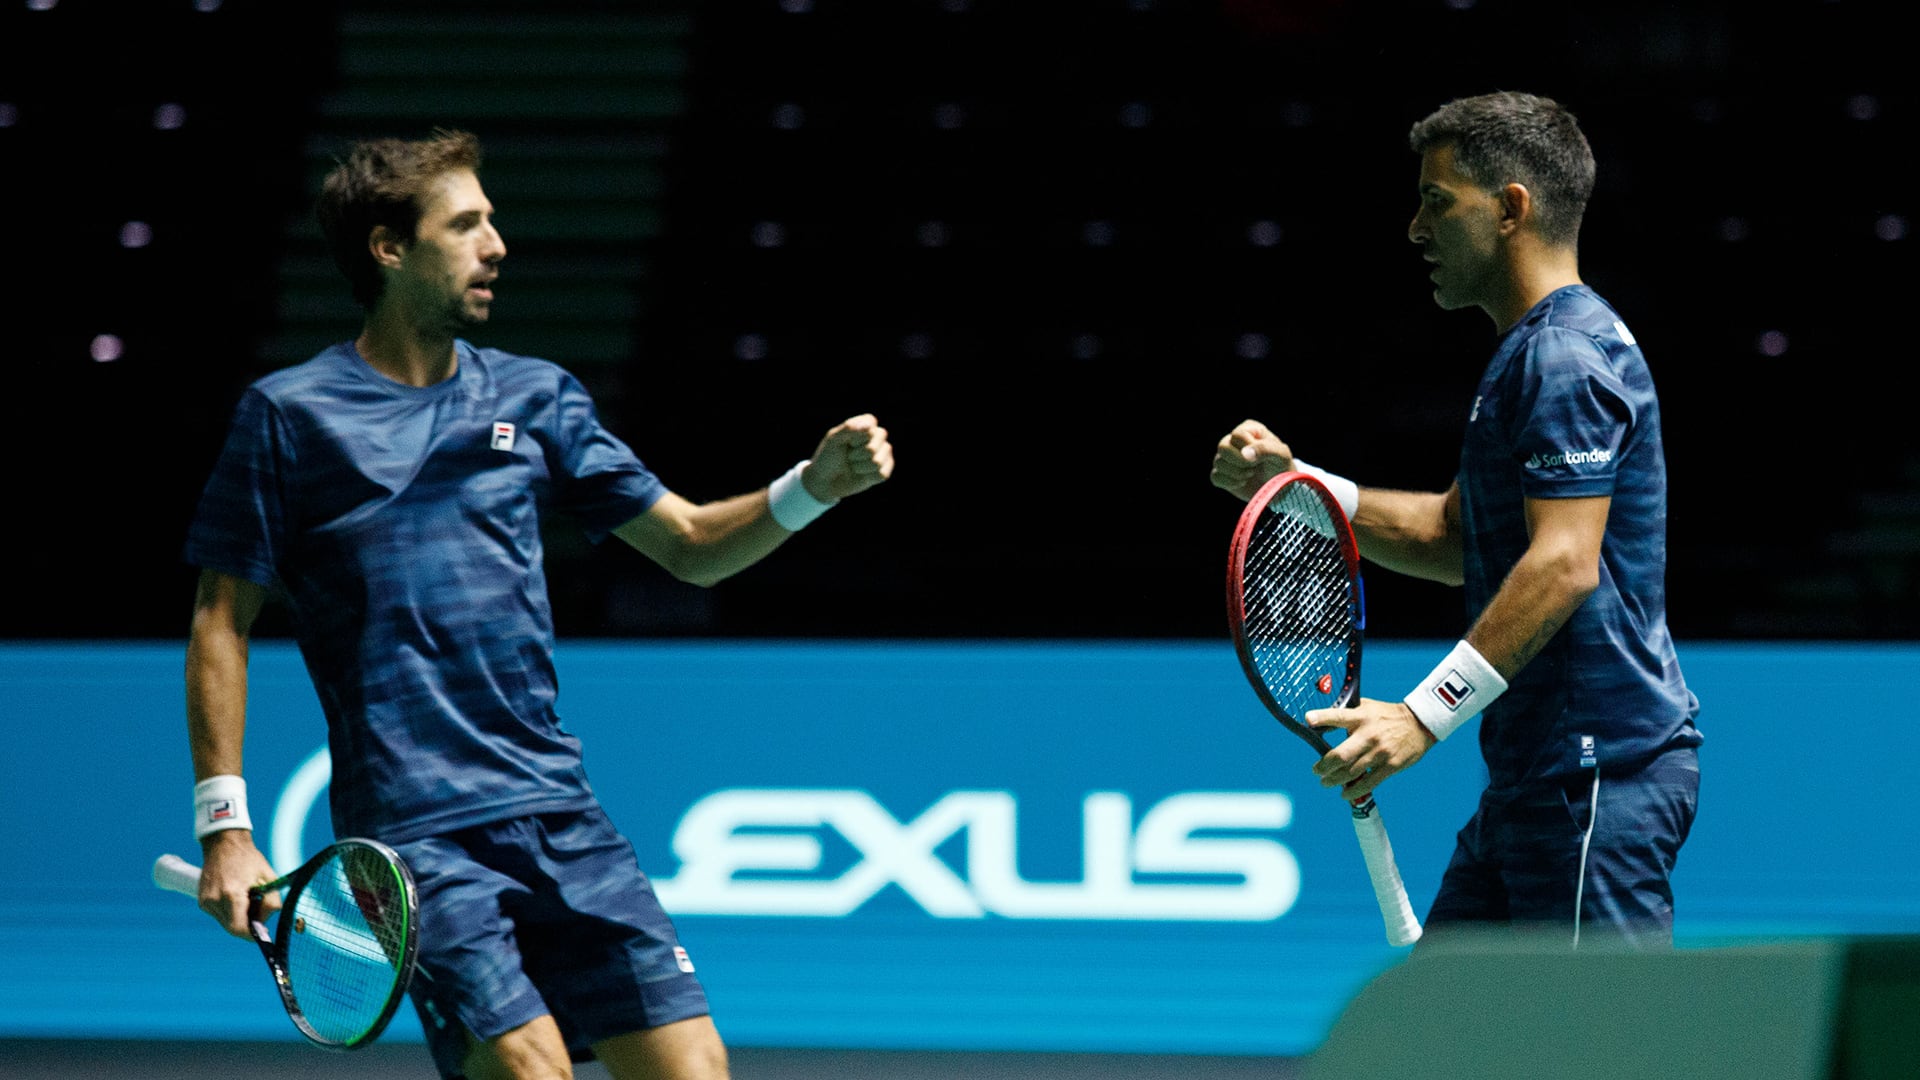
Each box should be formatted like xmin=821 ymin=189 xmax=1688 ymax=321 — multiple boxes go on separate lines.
xmin=3 ymin=2 xmax=1914 ymax=1077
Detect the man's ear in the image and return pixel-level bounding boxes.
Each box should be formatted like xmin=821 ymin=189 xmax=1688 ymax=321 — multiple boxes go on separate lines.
xmin=368 ymin=225 xmax=407 ymax=270
xmin=1496 ymin=182 xmax=1532 ymax=236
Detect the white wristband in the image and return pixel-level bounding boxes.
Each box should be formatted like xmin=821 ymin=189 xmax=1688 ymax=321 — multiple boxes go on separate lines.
xmin=1293 ymin=460 xmax=1360 ymax=522
xmin=1404 ymin=639 xmax=1508 ymax=742
xmin=193 ymin=774 xmax=252 ymax=839
xmin=768 ymin=459 xmax=838 ymax=531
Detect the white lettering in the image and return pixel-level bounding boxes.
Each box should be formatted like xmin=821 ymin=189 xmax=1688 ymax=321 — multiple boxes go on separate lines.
xmin=270 ymin=763 xmax=1305 ymax=923
xmin=651 ymin=789 xmax=1299 ymax=922
xmin=657 ymin=789 xmax=986 ymax=917
xmin=1525 ymin=447 xmax=1613 ymax=469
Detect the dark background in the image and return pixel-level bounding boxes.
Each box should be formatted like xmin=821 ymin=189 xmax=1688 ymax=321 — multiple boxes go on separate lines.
xmin=4 ymin=0 xmax=1913 ymax=643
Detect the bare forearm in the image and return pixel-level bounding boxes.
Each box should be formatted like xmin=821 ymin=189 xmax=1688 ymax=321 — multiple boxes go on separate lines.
xmin=1464 ymin=545 xmax=1597 ymax=678
xmin=181 ymin=571 xmax=275 ymax=935
xmin=1352 ymin=488 xmax=1463 ymax=585
xmin=184 ymin=570 xmax=265 ymax=781
xmin=680 ymin=492 xmax=795 ymax=584
xmin=186 ymin=617 xmax=251 ymax=780
xmin=617 ymin=416 xmax=891 ymax=587
xmin=615 ymin=491 xmax=794 ymax=588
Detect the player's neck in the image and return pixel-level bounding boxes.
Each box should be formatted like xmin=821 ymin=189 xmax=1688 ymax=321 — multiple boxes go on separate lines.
xmin=356 ymin=308 xmax=460 ymax=388
xmin=1488 ymin=242 xmax=1583 ymax=331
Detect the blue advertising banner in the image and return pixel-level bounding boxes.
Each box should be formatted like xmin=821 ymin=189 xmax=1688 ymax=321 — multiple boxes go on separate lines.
xmin=2 ymin=641 xmax=1916 ymax=1054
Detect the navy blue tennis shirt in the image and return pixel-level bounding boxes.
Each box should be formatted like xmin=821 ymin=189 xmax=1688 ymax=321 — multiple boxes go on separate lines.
xmin=186 ymin=341 xmax=665 ymax=843
xmin=1458 ymin=285 xmax=1702 ymax=791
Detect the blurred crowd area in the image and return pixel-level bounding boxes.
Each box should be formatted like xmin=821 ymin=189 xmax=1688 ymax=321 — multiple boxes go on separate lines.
xmin=5 ymin=0 xmax=1911 ymax=641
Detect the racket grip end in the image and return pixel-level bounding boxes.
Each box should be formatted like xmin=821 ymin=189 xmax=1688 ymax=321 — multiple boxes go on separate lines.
xmin=153 ymin=853 xmax=203 ymax=896
xmin=1350 ymin=809 xmax=1424 ymax=948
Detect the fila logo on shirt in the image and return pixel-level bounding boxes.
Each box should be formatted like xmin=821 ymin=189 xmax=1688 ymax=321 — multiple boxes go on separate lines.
xmin=491 ymin=421 xmax=517 ymax=451
xmin=1431 ymin=670 xmax=1475 ymax=711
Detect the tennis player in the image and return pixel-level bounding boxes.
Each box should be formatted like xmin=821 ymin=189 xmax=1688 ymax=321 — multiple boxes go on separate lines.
xmin=1211 ymin=92 xmax=1701 ymax=948
xmin=182 ymin=128 xmax=892 ymax=1079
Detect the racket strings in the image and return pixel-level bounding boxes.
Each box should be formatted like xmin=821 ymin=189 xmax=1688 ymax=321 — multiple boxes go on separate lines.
xmin=280 ymin=847 xmax=409 ymax=1044
xmin=1241 ymin=486 xmax=1356 ymax=722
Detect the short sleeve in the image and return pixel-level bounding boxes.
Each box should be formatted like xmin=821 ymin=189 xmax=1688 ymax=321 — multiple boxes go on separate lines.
xmin=545 ymin=371 xmax=666 ymax=540
xmin=183 ymin=387 xmax=291 ymax=587
xmin=1508 ymin=327 xmax=1632 ymax=499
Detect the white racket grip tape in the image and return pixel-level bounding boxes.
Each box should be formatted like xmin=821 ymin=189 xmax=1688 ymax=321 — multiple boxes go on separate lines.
xmin=1350 ymin=809 xmax=1423 ymax=947
xmin=153 ymin=853 xmax=203 ymax=897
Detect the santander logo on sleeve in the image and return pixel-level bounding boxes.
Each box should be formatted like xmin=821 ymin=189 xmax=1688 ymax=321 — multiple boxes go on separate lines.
xmin=1525 ymin=446 xmax=1612 ymax=470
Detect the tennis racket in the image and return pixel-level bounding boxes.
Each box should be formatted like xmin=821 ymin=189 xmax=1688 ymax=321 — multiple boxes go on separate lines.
xmin=153 ymin=837 xmax=420 ymax=1049
xmin=1226 ymin=470 xmax=1422 ymax=947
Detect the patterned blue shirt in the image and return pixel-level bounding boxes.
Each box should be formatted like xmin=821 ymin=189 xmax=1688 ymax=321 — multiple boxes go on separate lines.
xmin=186 ymin=341 xmax=665 ymax=843
xmin=1458 ymin=285 xmax=1701 ymax=791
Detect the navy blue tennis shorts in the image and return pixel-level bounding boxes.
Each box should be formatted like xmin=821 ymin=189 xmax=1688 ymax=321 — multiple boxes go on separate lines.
xmin=395 ymin=808 xmax=710 ymax=1078
xmin=1421 ymin=746 xmax=1700 ymax=950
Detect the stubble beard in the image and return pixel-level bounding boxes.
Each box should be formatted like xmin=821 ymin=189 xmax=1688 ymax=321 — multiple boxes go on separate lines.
xmin=444 ymin=293 xmax=492 ymax=333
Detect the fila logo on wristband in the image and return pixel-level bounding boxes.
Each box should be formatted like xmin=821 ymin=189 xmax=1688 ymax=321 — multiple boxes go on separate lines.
xmin=1405 ymin=640 xmax=1507 ymax=742
xmin=193 ymin=774 xmax=253 ymax=839
xmin=1432 ymin=671 xmax=1475 ymax=710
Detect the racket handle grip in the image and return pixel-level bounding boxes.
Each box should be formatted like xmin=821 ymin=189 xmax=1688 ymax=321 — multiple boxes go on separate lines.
xmin=153 ymin=853 xmax=203 ymax=896
xmin=1350 ymin=807 xmax=1423 ymax=947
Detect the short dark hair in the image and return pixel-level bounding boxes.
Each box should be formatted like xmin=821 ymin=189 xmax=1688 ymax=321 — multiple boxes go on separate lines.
xmin=315 ymin=128 xmax=483 ymax=309
xmin=1407 ymin=92 xmax=1595 ymax=247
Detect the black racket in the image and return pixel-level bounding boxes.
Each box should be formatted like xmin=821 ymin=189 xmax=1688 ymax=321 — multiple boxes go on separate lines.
xmin=1227 ymin=471 xmax=1422 ymax=946
xmin=154 ymin=838 xmax=420 ymax=1049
